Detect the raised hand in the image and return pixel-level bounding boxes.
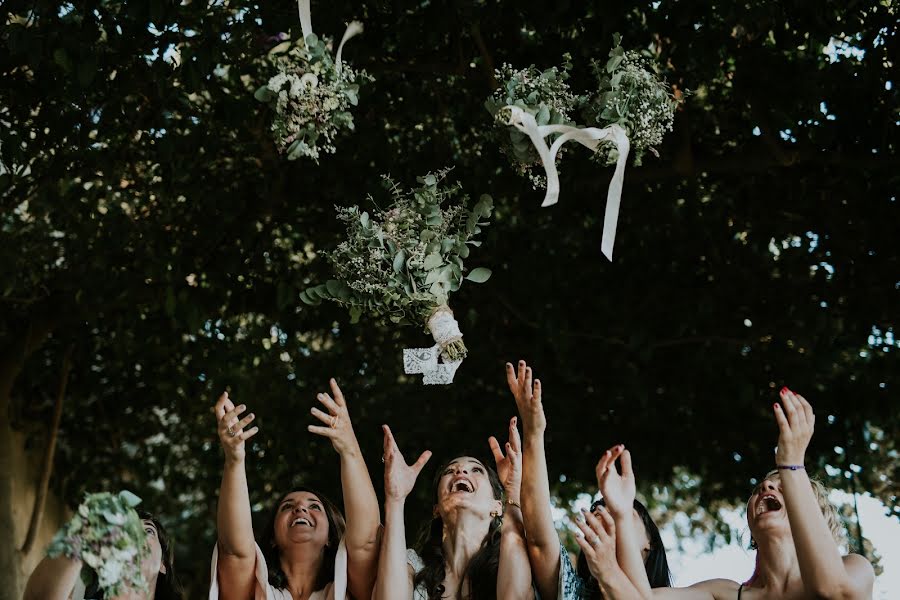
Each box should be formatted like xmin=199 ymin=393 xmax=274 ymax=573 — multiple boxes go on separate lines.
xmin=489 ymin=417 xmax=523 ymax=499
xmin=505 ymin=360 xmax=546 ymax=434
xmin=214 ymin=391 xmax=259 ymax=464
xmin=595 ymin=445 xmax=635 ymax=518
xmin=308 ymin=378 xmax=362 ymax=457
xmin=774 ymin=387 xmax=815 ymax=465
xmin=574 ymin=506 xmax=620 ymax=583
xmin=382 ymin=425 xmax=431 ymax=502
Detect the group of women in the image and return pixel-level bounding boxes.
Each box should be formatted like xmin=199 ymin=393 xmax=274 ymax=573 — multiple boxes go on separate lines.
xmin=25 ymin=360 xmax=875 ymax=600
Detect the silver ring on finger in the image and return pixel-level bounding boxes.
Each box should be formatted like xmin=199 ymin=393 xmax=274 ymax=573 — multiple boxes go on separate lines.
xmin=227 ymin=426 xmax=237 ymax=438
xmin=330 ymin=416 xmax=338 ymax=429
xmin=589 ymin=535 xmax=600 ymax=546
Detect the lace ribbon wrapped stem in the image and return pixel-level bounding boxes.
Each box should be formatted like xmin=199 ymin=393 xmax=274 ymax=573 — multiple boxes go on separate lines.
xmin=403 ymin=304 xmax=465 ymax=384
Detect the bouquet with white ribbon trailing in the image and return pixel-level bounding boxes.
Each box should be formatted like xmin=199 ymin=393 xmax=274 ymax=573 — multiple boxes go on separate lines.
xmin=253 ymin=0 xmax=370 ymax=162
xmin=47 ymin=490 xmax=149 ymax=597
xmin=301 ymin=169 xmax=493 ymax=384
xmin=487 ymin=35 xmax=680 ymax=260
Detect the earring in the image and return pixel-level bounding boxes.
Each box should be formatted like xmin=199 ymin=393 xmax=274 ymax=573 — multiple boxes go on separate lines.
xmin=749 ymin=537 xmax=757 ymax=550
xmin=490 ymin=510 xmax=500 ymax=518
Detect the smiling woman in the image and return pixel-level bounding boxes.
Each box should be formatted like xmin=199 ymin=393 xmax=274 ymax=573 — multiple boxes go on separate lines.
xmin=209 ymin=379 xmax=381 ymax=600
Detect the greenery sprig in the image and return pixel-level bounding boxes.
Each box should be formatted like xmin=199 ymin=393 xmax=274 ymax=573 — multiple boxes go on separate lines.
xmin=47 ymin=490 xmax=148 ymax=597
xmin=254 ymin=34 xmax=372 ymax=162
xmin=301 ymin=169 xmax=493 ymax=361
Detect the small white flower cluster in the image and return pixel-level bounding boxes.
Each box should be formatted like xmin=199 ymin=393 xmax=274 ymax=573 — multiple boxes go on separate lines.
xmin=47 ymin=491 xmax=148 ymax=597
xmin=257 ymin=36 xmax=372 ymax=162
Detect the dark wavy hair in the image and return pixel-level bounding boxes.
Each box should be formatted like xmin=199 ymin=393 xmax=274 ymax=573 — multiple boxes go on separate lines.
xmin=259 ymin=487 xmax=346 ymax=591
xmin=575 ymin=498 xmax=671 ymax=597
xmin=85 ymin=511 xmax=183 ymax=600
xmin=414 ymin=456 xmax=504 ymax=600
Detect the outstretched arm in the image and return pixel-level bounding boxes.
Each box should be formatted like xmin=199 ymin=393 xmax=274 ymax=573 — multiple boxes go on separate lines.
xmin=23 ymin=556 xmax=82 ymax=600
xmin=373 ymin=425 xmax=432 ymax=600
xmin=775 ymin=388 xmax=874 ymax=600
xmin=491 ymin=417 xmax=534 ymax=600
xmin=214 ymin=391 xmax=260 ymax=600
xmin=573 ymin=507 xmax=643 ymax=600
xmin=308 ymin=379 xmax=382 ymax=600
xmin=506 ymin=360 xmax=559 ymax=600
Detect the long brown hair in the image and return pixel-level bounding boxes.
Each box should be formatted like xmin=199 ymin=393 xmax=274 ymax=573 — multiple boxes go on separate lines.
xmin=413 ymin=457 xmax=504 ymax=600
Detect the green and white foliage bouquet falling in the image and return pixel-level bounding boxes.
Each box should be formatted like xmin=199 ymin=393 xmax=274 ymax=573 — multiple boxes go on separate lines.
xmin=484 ymin=55 xmax=585 ymax=187
xmin=301 ymin=169 xmax=493 ymax=384
xmin=47 ymin=490 xmax=148 ymax=597
xmin=253 ymin=1 xmax=369 ymax=162
xmin=587 ymin=34 xmax=678 ymax=166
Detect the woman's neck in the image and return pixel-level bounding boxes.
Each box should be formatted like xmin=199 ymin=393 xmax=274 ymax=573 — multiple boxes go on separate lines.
xmin=441 ymin=510 xmax=491 ymax=577
xmin=280 ymin=545 xmax=326 ymax=599
xmin=750 ymin=535 xmax=801 ymax=592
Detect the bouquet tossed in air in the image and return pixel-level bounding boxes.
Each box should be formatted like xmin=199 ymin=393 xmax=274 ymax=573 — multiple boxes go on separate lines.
xmin=484 ymin=55 xmax=585 ymax=188
xmin=587 ymin=34 xmax=679 ymax=166
xmin=47 ymin=490 xmax=148 ymax=597
xmin=302 ymin=169 xmax=493 ymax=382
xmin=254 ymin=23 xmax=370 ymax=162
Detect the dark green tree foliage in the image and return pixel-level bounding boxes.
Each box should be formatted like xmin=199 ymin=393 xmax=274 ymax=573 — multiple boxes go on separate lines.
xmin=1 ymin=0 xmax=897 ymax=593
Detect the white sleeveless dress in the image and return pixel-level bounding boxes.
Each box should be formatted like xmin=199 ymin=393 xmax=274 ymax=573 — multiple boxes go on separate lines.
xmin=208 ymin=538 xmax=348 ymax=600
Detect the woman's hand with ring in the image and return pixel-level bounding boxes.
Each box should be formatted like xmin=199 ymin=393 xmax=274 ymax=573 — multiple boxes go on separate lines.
xmin=574 ymin=506 xmax=621 ymax=584
xmin=214 ymin=391 xmax=259 ymax=464
xmin=308 ymin=378 xmax=361 ymax=457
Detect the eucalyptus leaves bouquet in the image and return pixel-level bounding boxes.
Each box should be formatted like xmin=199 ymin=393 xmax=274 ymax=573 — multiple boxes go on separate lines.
xmin=484 ymin=56 xmax=586 ymax=187
xmin=254 ymin=32 xmax=372 ymax=162
xmin=587 ymin=34 xmax=679 ymax=166
xmin=47 ymin=490 xmax=148 ymax=597
xmin=301 ymin=169 xmax=492 ymax=375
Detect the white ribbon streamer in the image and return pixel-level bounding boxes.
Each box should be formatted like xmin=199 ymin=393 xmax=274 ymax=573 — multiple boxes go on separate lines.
xmin=297 ymin=0 xmax=363 ymax=76
xmin=504 ymin=106 xmax=631 ymax=261
xmin=403 ymin=307 xmax=463 ymax=384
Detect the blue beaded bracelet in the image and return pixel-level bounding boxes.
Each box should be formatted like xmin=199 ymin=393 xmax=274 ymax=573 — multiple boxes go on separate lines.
xmin=776 ymin=464 xmax=805 ymax=471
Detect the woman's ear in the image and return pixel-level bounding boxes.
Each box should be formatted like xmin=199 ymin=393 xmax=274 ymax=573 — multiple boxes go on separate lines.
xmin=492 ymin=499 xmax=503 ymax=517
xmin=160 ymin=563 xmax=167 ymax=575
xmin=432 ymin=504 xmax=439 ymax=518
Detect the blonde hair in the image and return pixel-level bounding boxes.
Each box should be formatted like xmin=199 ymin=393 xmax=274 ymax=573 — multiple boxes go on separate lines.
xmin=755 ymin=470 xmax=847 ymax=547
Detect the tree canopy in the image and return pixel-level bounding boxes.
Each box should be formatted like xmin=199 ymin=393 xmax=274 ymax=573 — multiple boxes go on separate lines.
xmin=1 ymin=0 xmax=897 ymax=594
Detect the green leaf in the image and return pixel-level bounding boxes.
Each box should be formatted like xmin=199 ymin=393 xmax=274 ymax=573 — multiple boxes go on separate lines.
xmin=465 ymin=267 xmax=492 ymax=283
xmin=536 ymin=105 xmax=550 ymax=126
xmin=423 ymin=253 xmax=443 ymax=270
xmin=360 ymin=211 xmax=369 ymax=228
xmin=299 ymin=290 xmax=317 ymax=305
xmin=349 ymin=306 xmax=362 ymax=323
xmin=393 ymin=250 xmax=406 ymax=273
xmin=606 ymin=54 xmax=624 ymax=73
xmin=426 ymin=214 xmax=442 ymax=226
xmin=118 ymin=490 xmax=142 ymax=507
xmin=424 ymin=174 xmax=437 ymax=186
xmin=254 ymin=85 xmax=275 ymax=102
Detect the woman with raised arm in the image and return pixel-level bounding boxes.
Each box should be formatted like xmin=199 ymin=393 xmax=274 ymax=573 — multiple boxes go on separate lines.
xmin=374 ymin=419 xmax=533 ymax=600
xmin=507 ymin=360 xmax=659 ymax=600
xmin=608 ymin=387 xmax=875 ymax=600
xmin=210 ymin=378 xmax=380 ymax=600
xmin=24 ymin=511 xmax=182 ymax=600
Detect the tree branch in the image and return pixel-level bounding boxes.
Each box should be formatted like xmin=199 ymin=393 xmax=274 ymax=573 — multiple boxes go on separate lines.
xmin=20 ymin=344 xmax=74 ymax=555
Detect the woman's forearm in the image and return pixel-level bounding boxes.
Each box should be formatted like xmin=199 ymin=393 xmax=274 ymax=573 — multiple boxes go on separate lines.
xmin=521 ymin=430 xmax=561 ymax=600
xmin=340 ymin=445 xmax=382 ymax=600
xmin=373 ymin=499 xmax=413 ymax=600
xmin=498 ymin=504 xmax=534 ymax=600
xmin=612 ymin=510 xmax=653 ymax=598
xmin=23 ymin=556 xmax=82 ymax=600
xmin=217 ymin=458 xmax=256 ymax=557
xmin=781 ymin=469 xmax=856 ymax=597
xmin=597 ymin=564 xmax=648 ymax=600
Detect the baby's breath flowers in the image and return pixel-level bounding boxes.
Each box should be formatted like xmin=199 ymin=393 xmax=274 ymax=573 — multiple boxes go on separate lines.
xmin=484 ymin=55 xmax=586 ymax=187
xmin=588 ymin=35 xmax=678 ymax=166
xmin=254 ymin=33 xmax=372 ymax=162
xmin=301 ymin=169 xmax=493 ymax=363
xmin=47 ymin=491 xmax=149 ymax=597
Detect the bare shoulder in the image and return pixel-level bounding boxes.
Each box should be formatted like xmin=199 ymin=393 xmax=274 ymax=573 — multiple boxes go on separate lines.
xmin=651 ymin=578 xmax=740 ymax=599
xmin=843 ymin=553 xmax=876 ymax=594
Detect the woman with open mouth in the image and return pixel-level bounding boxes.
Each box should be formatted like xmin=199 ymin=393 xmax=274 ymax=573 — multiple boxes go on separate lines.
xmin=209 ymin=379 xmax=380 ymax=600
xmin=603 ymin=387 xmax=875 ymax=600
xmin=373 ymin=418 xmax=534 ymax=599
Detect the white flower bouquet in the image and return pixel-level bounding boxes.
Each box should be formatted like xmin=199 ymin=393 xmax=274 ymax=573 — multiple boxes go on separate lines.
xmin=254 ymin=0 xmax=369 ymax=163
xmin=484 ymin=55 xmax=585 ymax=187
xmin=301 ymin=169 xmax=493 ymax=383
xmin=588 ymin=34 xmax=679 ymax=166
xmin=47 ymin=490 xmax=148 ymax=597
